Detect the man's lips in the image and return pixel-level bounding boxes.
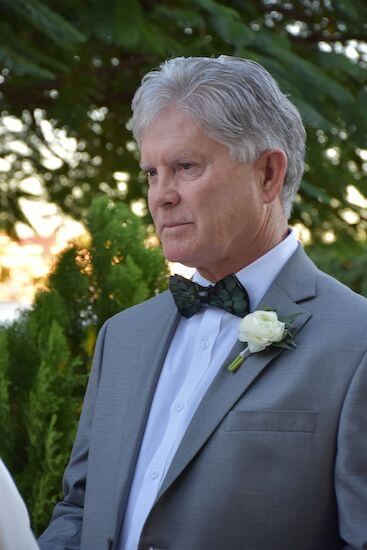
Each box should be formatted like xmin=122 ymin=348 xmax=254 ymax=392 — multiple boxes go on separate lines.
xmin=161 ymin=222 xmax=192 ymax=231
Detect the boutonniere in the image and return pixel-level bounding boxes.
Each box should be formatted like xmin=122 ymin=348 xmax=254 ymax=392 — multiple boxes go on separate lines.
xmin=227 ymin=310 xmax=298 ymax=373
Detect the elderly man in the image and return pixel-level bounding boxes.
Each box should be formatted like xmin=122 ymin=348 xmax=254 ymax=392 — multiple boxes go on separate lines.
xmin=39 ymin=56 xmax=367 ymax=550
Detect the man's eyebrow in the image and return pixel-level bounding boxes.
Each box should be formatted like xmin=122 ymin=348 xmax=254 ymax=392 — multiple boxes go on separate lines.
xmin=172 ymin=149 xmax=199 ymax=159
xmin=139 ymin=162 xmax=153 ymax=171
xmin=140 ymin=150 xmax=200 ymax=167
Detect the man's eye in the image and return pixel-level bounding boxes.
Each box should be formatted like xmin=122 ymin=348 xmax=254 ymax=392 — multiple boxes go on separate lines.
xmin=145 ymin=169 xmax=156 ymax=178
xmin=180 ymin=163 xmax=194 ymax=171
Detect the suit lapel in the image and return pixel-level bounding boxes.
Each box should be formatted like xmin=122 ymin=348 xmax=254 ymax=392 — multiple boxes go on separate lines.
xmin=113 ymin=291 xmax=179 ymax=527
xmin=157 ymin=245 xmax=316 ymax=500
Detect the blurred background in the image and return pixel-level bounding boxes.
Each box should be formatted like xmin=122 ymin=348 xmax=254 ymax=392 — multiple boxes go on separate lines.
xmin=0 ymin=0 xmax=366 ymax=533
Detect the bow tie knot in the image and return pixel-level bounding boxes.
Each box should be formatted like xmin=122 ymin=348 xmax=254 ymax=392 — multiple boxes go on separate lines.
xmin=169 ymin=273 xmax=249 ymax=318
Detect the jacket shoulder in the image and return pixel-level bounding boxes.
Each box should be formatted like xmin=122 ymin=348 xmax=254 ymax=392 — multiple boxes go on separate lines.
xmin=315 ymin=268 xmax=367 ymax=314
xmin=106 ymin=289 xmax=174 ymax=327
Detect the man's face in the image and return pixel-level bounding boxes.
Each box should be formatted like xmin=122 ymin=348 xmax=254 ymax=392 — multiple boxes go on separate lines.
xmin=141 ymin=106 xmax=269 ymax=281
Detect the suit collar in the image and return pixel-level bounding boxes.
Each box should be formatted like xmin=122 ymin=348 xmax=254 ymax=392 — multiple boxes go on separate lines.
xmin=267 ymin=244 xmax=317 ymax=304
xmin=194 ymin=230 xmax=299 ymax=311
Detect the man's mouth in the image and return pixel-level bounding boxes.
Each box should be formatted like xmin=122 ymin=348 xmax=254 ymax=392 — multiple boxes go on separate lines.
xmin=161 ymin=222 xmax=191 ymax=230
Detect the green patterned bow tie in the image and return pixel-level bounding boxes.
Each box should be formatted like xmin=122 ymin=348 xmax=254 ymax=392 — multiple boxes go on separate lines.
xmin=169 ymin=273 xmax=249 ymax=318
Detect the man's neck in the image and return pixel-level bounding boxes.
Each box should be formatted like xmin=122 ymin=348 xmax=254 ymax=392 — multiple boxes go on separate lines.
xmin=197 ymin=228 xmax=289 ymax=283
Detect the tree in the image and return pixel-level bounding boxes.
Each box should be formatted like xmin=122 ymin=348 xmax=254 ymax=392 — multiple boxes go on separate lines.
xmin=0 ymin=0 xmax=366 ymax=245
xmin=0 ymin=195 xmax=168 ymax=533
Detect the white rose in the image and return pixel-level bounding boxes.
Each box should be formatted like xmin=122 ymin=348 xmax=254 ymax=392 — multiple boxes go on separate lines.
xmin=238 ymin=310 xmax=286 ymax=353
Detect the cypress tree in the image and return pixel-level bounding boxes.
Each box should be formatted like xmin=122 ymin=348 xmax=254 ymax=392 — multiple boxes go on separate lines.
xmin=0 ymin=196 xmax=168 ymax=533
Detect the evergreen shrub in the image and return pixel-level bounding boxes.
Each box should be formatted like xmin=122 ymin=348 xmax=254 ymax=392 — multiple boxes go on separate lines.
xmin=0 ymin=196 xmax=168 ymax=534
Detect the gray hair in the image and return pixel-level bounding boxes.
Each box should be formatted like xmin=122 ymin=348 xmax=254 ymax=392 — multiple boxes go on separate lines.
xmin=131 ymin=56 xmax=306 ymax=218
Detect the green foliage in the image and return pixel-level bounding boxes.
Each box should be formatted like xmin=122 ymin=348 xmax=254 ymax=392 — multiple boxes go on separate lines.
xmin=1 ymin=0 xmax=85 ymax=48
xmin=307 ymin=241 xmax=367 ymax=298
xmin=0 ymin=196 xmax=168 ymax=534
xmin=89 ymin=198 xmax=167 ymax=319
xmin=0 ymin=331 xmax=13 ymax=466
xmin=22 ymin=320 xmax=79 ymax=529
xmin=0 ymin=0 xmax=366 ymax=245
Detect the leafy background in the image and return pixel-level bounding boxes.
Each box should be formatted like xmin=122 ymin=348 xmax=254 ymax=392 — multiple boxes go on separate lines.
xmin=1 ymin=0 xmax=367 ymax=246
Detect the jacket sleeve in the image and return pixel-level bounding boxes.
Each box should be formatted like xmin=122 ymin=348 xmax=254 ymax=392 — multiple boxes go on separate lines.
xmin=38 ymin=321 xmax=109 ymax=550
xmin=335 ymin=349 xmax=367 ymax=550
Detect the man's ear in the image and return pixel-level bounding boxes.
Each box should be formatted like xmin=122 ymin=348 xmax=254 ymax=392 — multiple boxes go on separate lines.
xmin=257 ymin=149 xmax=287 ymax=204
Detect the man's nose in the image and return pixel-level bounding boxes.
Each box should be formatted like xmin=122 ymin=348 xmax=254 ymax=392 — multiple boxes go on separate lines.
xmin=153 ymin=173 xmax=180 ymax=207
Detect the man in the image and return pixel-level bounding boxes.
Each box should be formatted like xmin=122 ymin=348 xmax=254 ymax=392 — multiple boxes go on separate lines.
xmin=39 ymin=56 xmax=367 ymax=549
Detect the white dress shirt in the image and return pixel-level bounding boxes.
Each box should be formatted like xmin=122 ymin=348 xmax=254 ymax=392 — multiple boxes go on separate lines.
xmin=0 ymin=458 xmax=39 ymax=550
xmin=119 ymin=232 xmax=298 ymax=549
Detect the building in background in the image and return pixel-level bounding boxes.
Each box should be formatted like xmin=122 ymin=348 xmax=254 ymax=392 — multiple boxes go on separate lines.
xmin=0 ymin=216 xmax=85 ymax=322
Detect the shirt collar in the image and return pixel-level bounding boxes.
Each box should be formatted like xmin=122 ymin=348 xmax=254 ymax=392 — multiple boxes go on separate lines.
xmin=193 ymin=229 xmax=299 ymax=311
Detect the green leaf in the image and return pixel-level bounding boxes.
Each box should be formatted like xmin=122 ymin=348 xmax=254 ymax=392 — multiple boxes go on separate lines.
xmin=154 ymin=6 xmax=206 ymax=31
xmin=0 ymin=46 xmax=55 ymax=79
xmin=317 ymin=51 xmax=367 ymax=82
xmin=301 ymin=180 xmax=333 ymax=205
xmin=114 ymin=0 xmax=143 ymax=48
xmin=274 ymin=341 xmax=293 ymax=350
xmin=0 ymin=0 xmax=85 ymax=48
xmin=291 ymin=97 xmax=333 ymax=130
xmin=253 ymin=33 xmax=355 ymax=106
xmin=196 ymin=0 xmax=253 ymax=46
xmin=281 ymin=313 xmax=301 ymax=324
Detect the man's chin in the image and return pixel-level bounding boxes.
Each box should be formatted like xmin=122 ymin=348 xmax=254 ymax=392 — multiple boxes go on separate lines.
xmin=163 ymin=248 xmax=197 ymax=268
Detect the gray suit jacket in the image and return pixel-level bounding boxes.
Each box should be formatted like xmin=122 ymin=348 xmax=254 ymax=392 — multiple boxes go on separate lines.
xmin=39 ymin=246 xmax=367 ymax=550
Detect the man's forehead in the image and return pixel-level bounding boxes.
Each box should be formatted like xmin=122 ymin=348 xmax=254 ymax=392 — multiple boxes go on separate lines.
xmin=142 ymin=105 xmax=204 ymax=138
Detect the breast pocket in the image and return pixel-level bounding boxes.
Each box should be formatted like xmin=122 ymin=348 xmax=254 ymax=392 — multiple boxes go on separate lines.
xmin=225 ymin=410 xmax=318 ymax=433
